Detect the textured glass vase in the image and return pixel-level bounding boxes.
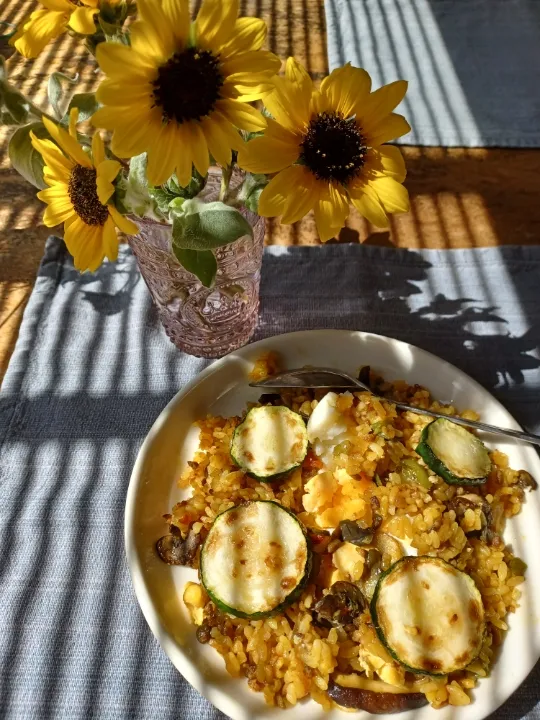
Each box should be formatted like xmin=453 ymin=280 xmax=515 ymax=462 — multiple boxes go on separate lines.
xmin=128 ymin=198 xmax=265 ymax=359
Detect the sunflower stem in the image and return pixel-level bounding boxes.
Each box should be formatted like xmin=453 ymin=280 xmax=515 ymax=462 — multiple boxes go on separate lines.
xmin=219 ymin=165 xmax=233 ymax=203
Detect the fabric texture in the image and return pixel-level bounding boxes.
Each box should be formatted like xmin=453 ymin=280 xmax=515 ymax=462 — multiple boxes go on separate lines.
xmin=1 ymin=238 xmax=540 ymax=719
xmin=325 ymin=0 xmax=540 ymax=147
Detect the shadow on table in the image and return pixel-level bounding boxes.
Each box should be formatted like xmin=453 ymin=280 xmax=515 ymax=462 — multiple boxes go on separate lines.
xmin=258 ymin=245 xmax=540 ymax=431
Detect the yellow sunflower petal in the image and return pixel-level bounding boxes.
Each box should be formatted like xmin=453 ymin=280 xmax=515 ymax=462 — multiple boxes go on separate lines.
xmin=102 ymin=216 xmax=119 ymax=261
xmin=370 ymin=176 xmax=410 ymax=214
xmin=313 ymin=182 xmax=350 ymax=242
xmin=109 ymin=205 xmax=139 ymax=235
xmin=68 ymin=108 xmax=79 ymax=138
xmin=222 ymin=82 xmax=275 ymax=103
xmin=258 ymin=165 xmax=308 ymax=218
xmin=285 ymin=57 xmax=313 ymax=120
xmin=11 ymin=9 xmax=68 ymax=59
xmin=360 ymin=80 xmax=408 ymax=134
xmin=174 ymin=126 xmax=195 ymax=188
xmin=42 ymin=116 xmax=92 ymax=168
xmin=96 ymin=78 xmax=154 ymax=107
xmin=92 ymin=132 xmax=106 ymax=166
xmin=365 ymin=113 xmax=411 ymax=147
xmin=65 ymin=218 xmax=104 ymax=273
xmin=280 ymin=167 xmax=317 ymax=224
xmin=320 ymin=63 xmax=372 ymax=119
xmin=196 ymin=0 xmax=239 ymax=52
xmin=186 ymin=122 xmax=210 ymax=178
xmin=103 ymin=107 xmax=162 ymax=158
xmin=40 ymin=0 xmax=74 ymax=10
xmin=130 ymin=0 xmax=175 ymax=63
xmin=219 ymin=17 xmax=267 ymax=59
xmin=146 ymin=124 xmax=179 ymax=186
xmin=264 ymin=76 xmax=310 ymax=134
xmin=68 ymin=6 xmax=97 ymax=35
xmin=161 ymin=0 xmax=190 ymax=47
xmin=349 ymin=181 xmax=389 ymax=228
xmin=222 ymin=50 xmax=281 ymax=78
xmin=96 ymin=177 xmax=115 ymax=205
xmin=37 ymin=184 xmax=71 ymax=203
xmin=43 ymin=201 xmax=75 ymax=227
xmin=30 ymin=133 xmax=73 ymax=178
xmin=96 ymin=160 xmax=120 ymax=204
xmin=97 ymin=158 xmax=121 ymax=183
xmin=200 ymin=116 xmax=231 ymax=167
xmin=237 ymin=133 xmax=300 ymax=175
xmin=216 ymin=99 xmax=267 ymax=132
xmin=96 ymin=41 xmax=155 ymax=77
xmin=200 ymin=111 xmax=243 ymax=166
xmin=368 ymin=145 xmax=407 ymax=182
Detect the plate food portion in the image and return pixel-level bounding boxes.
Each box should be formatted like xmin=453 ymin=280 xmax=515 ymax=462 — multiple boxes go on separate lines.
xmin=154 ymin=353 xmax=537 ymax=714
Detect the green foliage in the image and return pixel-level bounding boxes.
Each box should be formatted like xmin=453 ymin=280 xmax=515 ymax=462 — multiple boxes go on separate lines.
xmin=171 ymin=200 xmax=253 ymax=286
xmin=241 ymin=173 xmax=269 ymax=213
xmin=0 ymin=56 xmax=32 ymax=126
xmin=48 ymin=71 xmax=78 ymax=120
xmin=67 ymin=92 xmax=100 ymax=122
xmin=171 ymin=200 xmax=253 ymax=251
xmin=117 ymin=154 xmax=164 ymax=220
xmin=172 ymin=248 xmax=218 ymax=288
xmin=8 ymin=121 xmax=48 ymax=189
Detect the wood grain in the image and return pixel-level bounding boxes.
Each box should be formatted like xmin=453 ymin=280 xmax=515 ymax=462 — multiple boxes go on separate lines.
xmin=1 ymin=0 xmax=540 ymax=381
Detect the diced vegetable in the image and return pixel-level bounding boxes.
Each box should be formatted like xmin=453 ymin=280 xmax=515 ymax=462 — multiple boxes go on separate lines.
xmin=371 ymin=556 xmax=485 ymax=675
xmin=416 ymin=418 xmax=491 ymax=486
xmin=230 ymin=405 xmax=308 ymax=480
xmin=200 ymin=500 xmax=311 ymax=618
xmin=401 ymin=458 xmax=430 ymax=489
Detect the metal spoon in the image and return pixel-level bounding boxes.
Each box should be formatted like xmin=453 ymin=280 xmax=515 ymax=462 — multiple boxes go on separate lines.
xmin=250 ymin=367 xmax=540 ymax=447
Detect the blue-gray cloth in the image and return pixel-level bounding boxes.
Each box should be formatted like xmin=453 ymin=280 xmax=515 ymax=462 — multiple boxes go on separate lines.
xmin=325 ymin=0 xmax=540 ymax=147
xmin=1 ymin=238 xmax=540 ymax=719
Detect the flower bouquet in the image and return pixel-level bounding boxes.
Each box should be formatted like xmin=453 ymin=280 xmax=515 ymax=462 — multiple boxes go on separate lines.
xmin=3 ymin=0 xmax=410 ymax=357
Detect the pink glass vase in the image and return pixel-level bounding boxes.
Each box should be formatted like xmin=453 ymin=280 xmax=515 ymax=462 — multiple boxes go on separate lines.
xmin=128 ymin=204 xmax=265 ymax=358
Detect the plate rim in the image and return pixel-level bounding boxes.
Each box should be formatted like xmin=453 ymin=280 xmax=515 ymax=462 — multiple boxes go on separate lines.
xmin=124 ymin=328 xmax=537 ymax=720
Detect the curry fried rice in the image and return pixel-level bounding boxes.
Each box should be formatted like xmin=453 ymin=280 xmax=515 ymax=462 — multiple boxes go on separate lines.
xmin=160 ymin=354 xmax=537 ymax=712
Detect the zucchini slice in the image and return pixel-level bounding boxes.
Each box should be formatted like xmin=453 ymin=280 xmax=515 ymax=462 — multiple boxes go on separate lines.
xmin=200 ymin=500 xmax=311 ymax=618
xmin=231 ymin=405 xmax=308 ymax=480
xmin=371 ymin=556 xmax=484 ymax=675
xmin=416 ymin=418 xmax=491 ymax=486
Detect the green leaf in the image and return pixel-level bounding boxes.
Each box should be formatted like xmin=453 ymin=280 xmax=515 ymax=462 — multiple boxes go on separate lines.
xmin=8 ymin=121 xmax=48 ymax=189
xmin=1 ymin=88 xmax=30 ymax=125
xmin=171 ymin=200 xmax=253 ymax=250
xmin=0 ymin=57 xmax=33 ymax=126
xmin=242 ymin=172 xmax=268 ymax=213
xmin=173 ymin=248 xmax=217 ymax=288
xmin=119 ymin=153 xmax=165 ymax=220
xmin=48 ymin=71 xmax=78 ymax=120
xmin=67 ymin=92 xmax=99 ymax=122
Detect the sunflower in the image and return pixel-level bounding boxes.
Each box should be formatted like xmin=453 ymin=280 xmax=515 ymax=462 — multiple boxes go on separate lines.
xmin=10 ymin=0 xmax=99 ymax=59
xmin=91 ymin=0 xmax=280 ymax=187
xmin=31 ymin=111 xmax=138 ymax=272
xmin=237 ymin=59 xmax=411 ymax=241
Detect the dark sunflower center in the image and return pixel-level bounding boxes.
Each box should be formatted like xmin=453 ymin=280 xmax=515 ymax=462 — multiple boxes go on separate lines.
xmin=152 ymin=47 xmax=224 ymax=124
xmin=68 ymin=165 xmax=109 ymax=226
xmin=300 ymin=112 xmax=368 ymax=184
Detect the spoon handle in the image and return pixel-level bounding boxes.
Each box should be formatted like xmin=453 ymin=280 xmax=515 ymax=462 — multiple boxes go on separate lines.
xmin=393 ymin=400 xmax=540 ymax=447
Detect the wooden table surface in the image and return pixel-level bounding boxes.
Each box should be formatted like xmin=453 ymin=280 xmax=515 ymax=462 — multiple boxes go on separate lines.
xmin=1 ymin=0 xmax=540 ymax=381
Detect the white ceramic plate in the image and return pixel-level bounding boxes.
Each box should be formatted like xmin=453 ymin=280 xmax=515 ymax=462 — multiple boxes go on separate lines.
xmin=125 ymin=330 xmax=540 ymax=720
